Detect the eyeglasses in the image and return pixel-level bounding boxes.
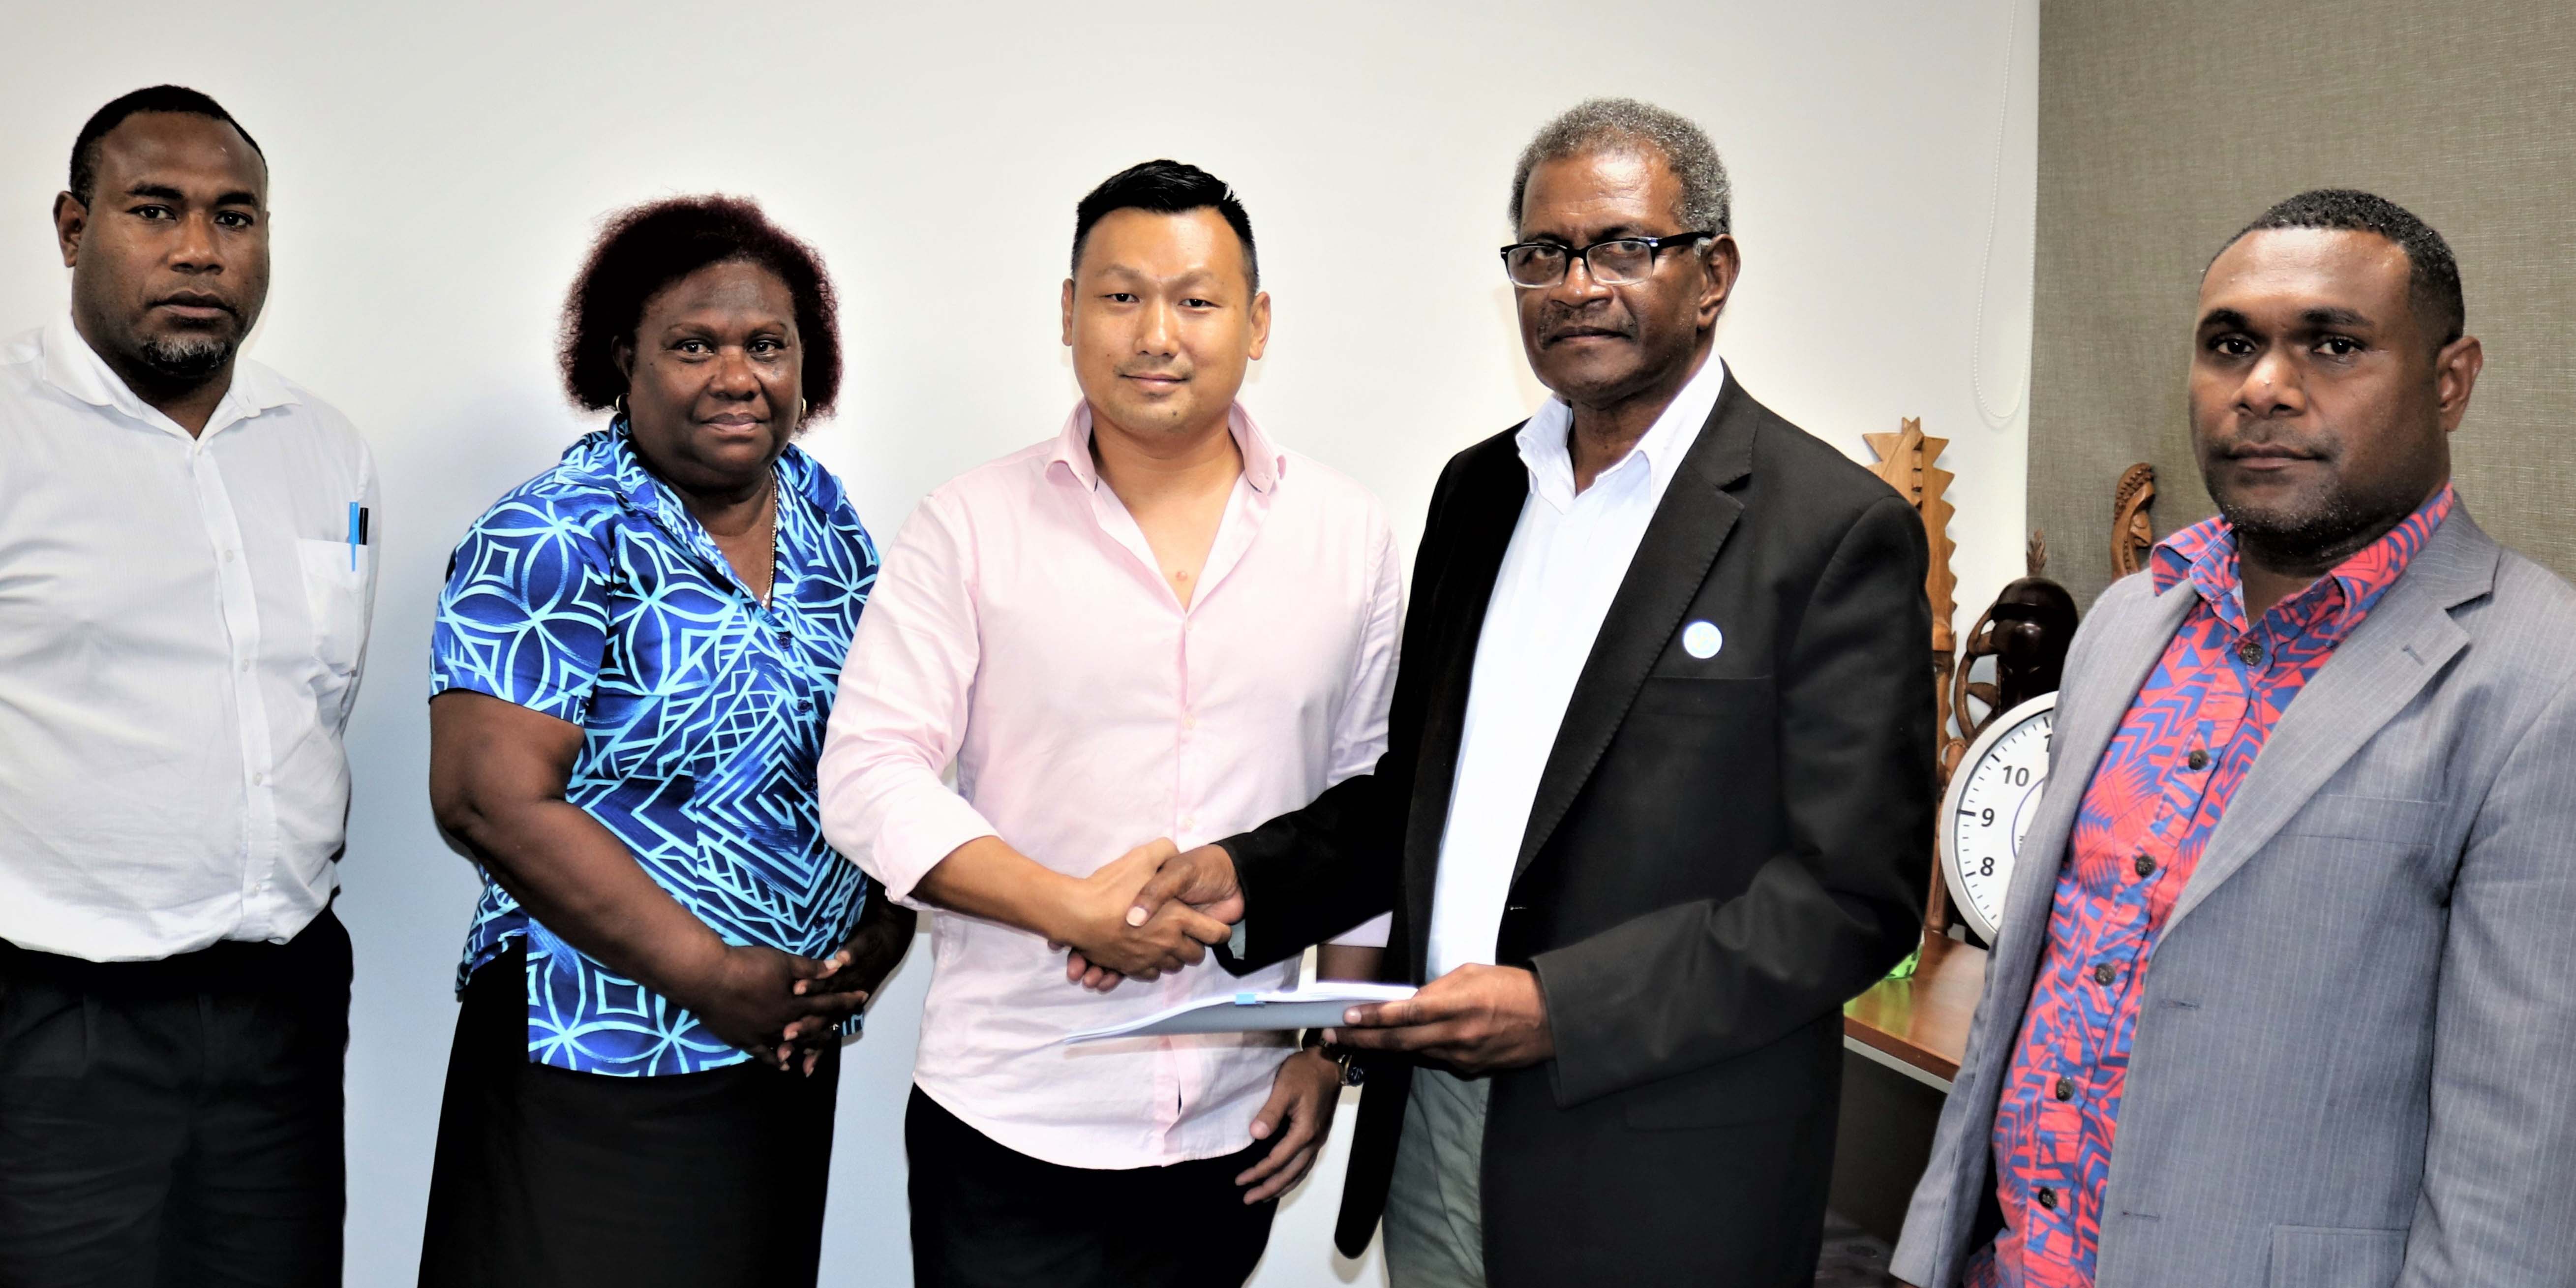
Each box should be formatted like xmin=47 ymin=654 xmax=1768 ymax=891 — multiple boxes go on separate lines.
xmin=1498 ymin=231 xmax=1714 ymax=288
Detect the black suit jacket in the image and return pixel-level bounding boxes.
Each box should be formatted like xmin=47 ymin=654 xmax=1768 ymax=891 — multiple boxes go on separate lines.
xmin=1219 ymin=369 xmax=1935 ymax=1286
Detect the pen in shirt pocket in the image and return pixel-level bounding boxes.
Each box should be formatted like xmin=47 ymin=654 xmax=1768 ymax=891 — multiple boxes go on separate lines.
xmin=346 ymin=501 xmax=371 ymax=570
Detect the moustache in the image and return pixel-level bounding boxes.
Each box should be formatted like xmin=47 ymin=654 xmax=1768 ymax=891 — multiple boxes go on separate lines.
xmin=1537 ymin=309 xmax=1635 ymax=347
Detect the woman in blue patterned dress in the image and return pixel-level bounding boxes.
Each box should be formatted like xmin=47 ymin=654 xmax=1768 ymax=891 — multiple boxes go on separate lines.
xmin=417 ymin=196 xmax=912 ymax=1286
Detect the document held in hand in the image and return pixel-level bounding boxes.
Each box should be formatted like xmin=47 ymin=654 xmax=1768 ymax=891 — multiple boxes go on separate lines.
xmin=1065 ymin=982 xmax=1418 ymax=1043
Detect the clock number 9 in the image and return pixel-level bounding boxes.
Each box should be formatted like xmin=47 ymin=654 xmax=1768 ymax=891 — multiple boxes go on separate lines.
xmin=1978 ymin=807 xmax=1995 ymax=827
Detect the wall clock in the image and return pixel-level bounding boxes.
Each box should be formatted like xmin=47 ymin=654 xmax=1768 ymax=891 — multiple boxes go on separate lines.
xmin=1937 ymin=691 xmax=2056 ymax=943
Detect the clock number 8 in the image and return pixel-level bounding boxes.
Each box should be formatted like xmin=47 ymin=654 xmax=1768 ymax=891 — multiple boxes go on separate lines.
xmin=1979 ymin=856 xmax=1994 ymax=876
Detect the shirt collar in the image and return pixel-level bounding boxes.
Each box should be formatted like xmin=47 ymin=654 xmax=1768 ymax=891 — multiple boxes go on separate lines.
xmin=37 ymin=310 xmax=298 ymax=438
xmin=1515 ymin=353 xmax=1727 ymax=510
xmin=1046 ymin=399 xmax=1286 ymax=494
xmin=2151 ymin=483 xmax=2458 ymax=634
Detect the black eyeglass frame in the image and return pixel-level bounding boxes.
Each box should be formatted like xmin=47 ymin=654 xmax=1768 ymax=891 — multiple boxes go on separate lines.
xmin=1497 ymin=230 xmax=1717 ymax=287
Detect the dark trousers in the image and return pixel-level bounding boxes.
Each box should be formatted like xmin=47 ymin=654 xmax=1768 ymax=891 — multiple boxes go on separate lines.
xmin=0 ymin=909 xmax=350 ymax=1288
xmin=417 ymin=945 xmax=840 ymax=1288
xmin=906 ymin=1086 xmax=1278 ymax=1288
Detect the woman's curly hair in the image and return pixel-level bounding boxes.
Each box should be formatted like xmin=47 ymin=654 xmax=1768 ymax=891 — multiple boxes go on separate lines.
xmin=558 ymin=194 xmax=842 ymax=421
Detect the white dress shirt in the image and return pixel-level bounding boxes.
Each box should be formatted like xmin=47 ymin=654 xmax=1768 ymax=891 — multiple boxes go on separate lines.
xmin=820 ymin=403 xmax=1396 ymax=1168
xmin=0 ymin=314 xmax=377 ymax=962
xmin=1424 ymin=355 xmax=1726 ymax=979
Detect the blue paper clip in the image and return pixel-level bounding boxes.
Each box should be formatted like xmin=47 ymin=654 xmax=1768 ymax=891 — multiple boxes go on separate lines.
xmin=347 ymin=501 xmax=360 ymax=570
xmin=1233 ymin=992 xmax=1259 ymax=1006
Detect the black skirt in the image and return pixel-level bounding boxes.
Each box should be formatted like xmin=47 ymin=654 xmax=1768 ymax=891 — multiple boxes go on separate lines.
xmin=416 ymin=943 xmax=841 ymax=1288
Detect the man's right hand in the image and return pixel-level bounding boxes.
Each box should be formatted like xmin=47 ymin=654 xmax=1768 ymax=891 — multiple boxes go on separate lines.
xmin=1047 ymin=839 xmax=1235 ymax=981
xmin=1127 ymin=842 xmax=1243 ymax=927
xmin=1065 ymin=842 xmax=1246 ymax=991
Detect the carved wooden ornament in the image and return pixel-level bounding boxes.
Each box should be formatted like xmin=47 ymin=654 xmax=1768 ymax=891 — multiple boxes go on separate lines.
xmin=2111 ymin=462 xmax=2157 ymax=577
xmin=1865 ymin=418 xmax=1958 ymax=653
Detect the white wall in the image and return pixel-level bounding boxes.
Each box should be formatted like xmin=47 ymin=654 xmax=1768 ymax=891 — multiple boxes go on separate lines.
xmin=0 ymin=3 xmax=2035 ymax=1283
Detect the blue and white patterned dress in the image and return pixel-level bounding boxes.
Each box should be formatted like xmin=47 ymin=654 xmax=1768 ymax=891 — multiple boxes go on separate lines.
xmin=430 ymin=422 xmax=878 ymax=1076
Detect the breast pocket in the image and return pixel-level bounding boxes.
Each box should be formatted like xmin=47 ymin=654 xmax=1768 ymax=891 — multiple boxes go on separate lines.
xmin=295 ymin=538 xmax=371 ymax=678
xmin=1633 ymin=674 xmax=1775 ymax=721
xmin=2277 ymin=795 xmax=2447 ymax=849
xmin=2269 ymin=1225 xmax=2405 ymax=1287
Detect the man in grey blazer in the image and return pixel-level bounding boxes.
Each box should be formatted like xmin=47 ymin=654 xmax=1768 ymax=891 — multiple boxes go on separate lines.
xmin=1893 ymin=188 xmax=2576 ymax=1288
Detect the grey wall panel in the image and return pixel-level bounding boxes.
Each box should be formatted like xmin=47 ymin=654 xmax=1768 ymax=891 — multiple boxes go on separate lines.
xmin=2034 ymin=1 xmax=2576 ymax=606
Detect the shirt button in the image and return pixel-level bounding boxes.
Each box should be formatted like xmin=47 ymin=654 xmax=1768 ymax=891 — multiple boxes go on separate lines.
xmin=252 ymin=772 xmax=268 ymax=787
xmin=2055 ymin=1076 xmax=2074 ymax=1101
xmin=238 ymin=660 xmax=252 ymax=674
xmin=2238 ymin=639 xmax=2263 ymax=666
xmin=1182 ymin=715 xmax=1198 ymax=732
xmin=1178 ymin=815 xmax=1197 ymax=831
xmin=2135 ymin=854 xmax=2157 ymax=878
xmin=2037 ymin=1186 xmax=2058 ymax=1210
xmin=2186 ymin=748 xmax=2209 ymax=770
xmin=223 ymin=549 xmax=238 ymax=563
xmin=2093 ymin=962 xmax=2116 ymax=986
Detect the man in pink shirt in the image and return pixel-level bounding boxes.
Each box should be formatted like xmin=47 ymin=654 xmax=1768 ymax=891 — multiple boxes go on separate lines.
xmin=817 ymin=160 xmax=1398 ymax=1288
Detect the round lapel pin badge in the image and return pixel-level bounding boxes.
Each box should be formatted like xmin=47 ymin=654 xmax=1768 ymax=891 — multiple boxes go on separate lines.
xmin=1682 ymin=620 xmax=1723 ymax=659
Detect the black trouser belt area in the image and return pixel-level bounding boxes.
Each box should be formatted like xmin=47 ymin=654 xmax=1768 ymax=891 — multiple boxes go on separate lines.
xmin=0 ymin=907 xmax=346 ymax=996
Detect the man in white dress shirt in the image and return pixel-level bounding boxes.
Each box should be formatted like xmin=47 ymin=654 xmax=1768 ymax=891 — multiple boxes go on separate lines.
xmin=0 ymin=86 xmax=376 ymax=1288
xmin=1125 ymin=99 xmax=1934 ymax=1286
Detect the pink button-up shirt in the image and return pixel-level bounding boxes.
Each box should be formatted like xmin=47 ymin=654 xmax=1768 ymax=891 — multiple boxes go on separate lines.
xmin=818 ymin=401 xmax=1399 ymax=1169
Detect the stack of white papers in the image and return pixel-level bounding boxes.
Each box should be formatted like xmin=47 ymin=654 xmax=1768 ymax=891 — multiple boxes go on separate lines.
xmin=1065 ymin=983 xmax=1418 ymax=1043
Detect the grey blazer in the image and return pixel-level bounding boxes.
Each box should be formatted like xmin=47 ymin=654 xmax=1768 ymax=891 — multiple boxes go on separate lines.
xmin=1891 ymin=507 xmax=2576 ymax=1288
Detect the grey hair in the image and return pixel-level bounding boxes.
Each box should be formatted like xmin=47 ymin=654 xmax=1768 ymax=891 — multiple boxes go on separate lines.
xmin=1509 ymin=97 xmax=1731 ymax=236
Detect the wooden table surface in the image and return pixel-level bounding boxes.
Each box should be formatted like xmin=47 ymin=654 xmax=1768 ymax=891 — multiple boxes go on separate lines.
xmin=1843 ymin=931 xmax=1989 ymax=1085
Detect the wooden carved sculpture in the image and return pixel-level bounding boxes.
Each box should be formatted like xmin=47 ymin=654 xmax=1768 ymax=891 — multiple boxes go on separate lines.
xmin=1865 ymin=418 xmax=1958 ymax=653
xmin=1867 ymin=418 xmax=1961 ymax=777
xmin=1868 ymin=418 xmax=1963 ymax=948
xmin=1945 ymin=533 xmax=2080 ymax=777
xmin=2111 ymin=462 xmax=2157 ymax=577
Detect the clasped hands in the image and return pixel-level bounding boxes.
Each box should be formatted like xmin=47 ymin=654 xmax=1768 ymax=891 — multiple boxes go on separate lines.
xmin=686 ymin=903 xmax=916 ymax=1075
xmin=1062 ymin=840 xmax=1557 ymax=1078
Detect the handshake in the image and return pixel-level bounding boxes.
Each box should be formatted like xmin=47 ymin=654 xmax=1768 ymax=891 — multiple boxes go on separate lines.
xmin=1041 ymin=834 xmax=1562 ymax=1079
xmin=1045 ymin=838 xmax=1246 ymax=991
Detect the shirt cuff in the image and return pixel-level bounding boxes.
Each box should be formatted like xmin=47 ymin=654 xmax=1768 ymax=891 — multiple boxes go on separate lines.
xmin=1325 ymin=912 xmax=1391 ymax=948
xmin=859 ymin=790 xmax=1000 ymax=910
xmin=428 ymin=671 xmax=588 ymax=728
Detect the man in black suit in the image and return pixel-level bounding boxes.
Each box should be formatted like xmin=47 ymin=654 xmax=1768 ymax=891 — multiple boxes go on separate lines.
xmin=1116 ymin=97 xmax=1934 ymax=1286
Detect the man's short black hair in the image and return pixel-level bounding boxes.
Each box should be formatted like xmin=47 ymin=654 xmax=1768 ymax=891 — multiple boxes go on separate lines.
xmin=68 ymin=85 xmax=264 ymax=207
xmin=2214 ymin=188 xmax=2464 ymax=351
xmin=559 ymin=195 xmax=844 ymax=421
xmin=1071 ymin=160 xmax=1259 ymax=290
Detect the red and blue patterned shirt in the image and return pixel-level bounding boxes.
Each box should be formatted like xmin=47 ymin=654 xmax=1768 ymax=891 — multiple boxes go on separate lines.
xmin=1967 ymin=485 xmax=2455 ymax=1288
